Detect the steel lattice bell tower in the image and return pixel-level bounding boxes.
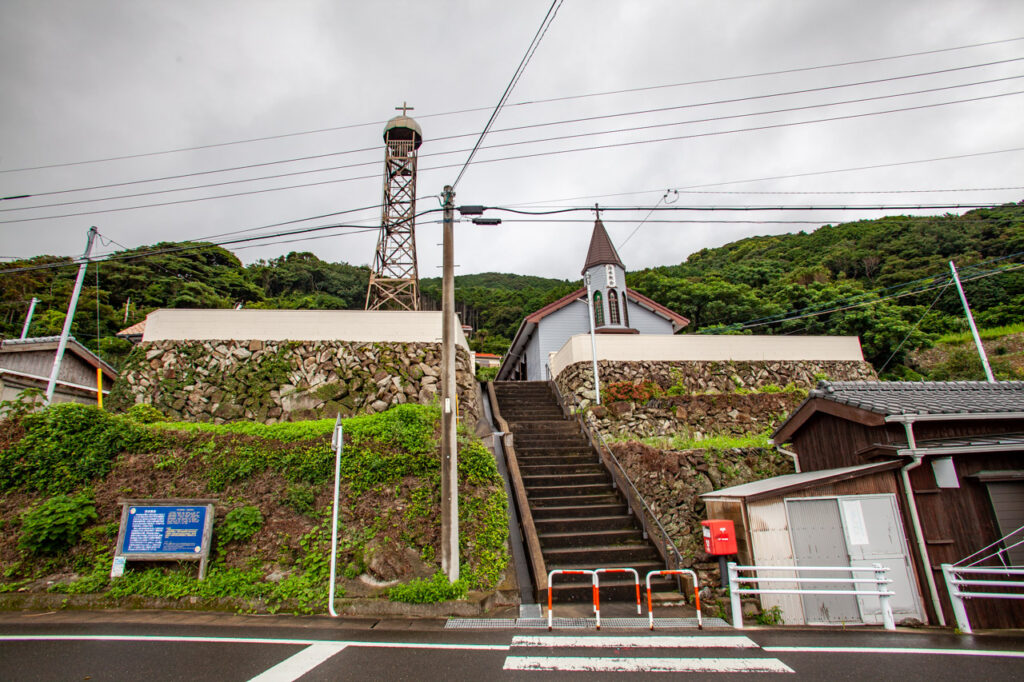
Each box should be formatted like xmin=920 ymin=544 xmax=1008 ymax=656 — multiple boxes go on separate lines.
xmin=365 ymin=103 xmax=424 ymax=311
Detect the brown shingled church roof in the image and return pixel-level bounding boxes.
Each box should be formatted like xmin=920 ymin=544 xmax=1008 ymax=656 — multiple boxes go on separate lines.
xmin=581 ymin=218 xmax=624 ymax=275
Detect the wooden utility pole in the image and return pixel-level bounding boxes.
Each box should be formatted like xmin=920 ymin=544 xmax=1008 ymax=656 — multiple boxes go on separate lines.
xmin=440 ymin=185 xmax=459 ymax=581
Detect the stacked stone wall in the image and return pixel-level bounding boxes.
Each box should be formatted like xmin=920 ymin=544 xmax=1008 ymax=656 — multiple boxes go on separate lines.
xmin=556 ymin=358 xmax=876 ymax=440
xmin=109 ymin=340 xmax=479 ymax=424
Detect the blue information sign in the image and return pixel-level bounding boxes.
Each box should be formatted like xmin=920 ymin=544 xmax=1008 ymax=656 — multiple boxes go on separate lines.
xmin=122 ymin=505 xmax=207 ymax=555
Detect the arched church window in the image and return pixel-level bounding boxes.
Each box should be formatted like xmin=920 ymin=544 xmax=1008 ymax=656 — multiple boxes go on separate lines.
xmin=608 ymin=289 xmax=620 ymax=325
xmin=622 ymin=294 xmax=630 ymax=327
xmin=593 ymin=290 xmax=604 ymax=327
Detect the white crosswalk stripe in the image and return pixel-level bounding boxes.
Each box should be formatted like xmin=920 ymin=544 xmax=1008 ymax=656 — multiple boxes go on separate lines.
xmin=503 ymin=633 xmax=795 ymax=674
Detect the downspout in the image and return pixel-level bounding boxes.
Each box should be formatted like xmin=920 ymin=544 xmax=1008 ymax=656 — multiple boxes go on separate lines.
xmin=899 ymin=420 xmax=946 ymax=626
xmin=775 ymin=445 xmax=801 ymax=473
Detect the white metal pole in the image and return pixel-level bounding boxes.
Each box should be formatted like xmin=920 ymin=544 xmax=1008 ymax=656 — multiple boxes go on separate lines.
xmin=949 ymin=260 xmax=995 ymax=382
xmin=584 ymin=273 xmax=601 ymax=405
xmin=45 ymin=227 xmax=98 ymax=405
xmin=20 ymin=298 xmax=38 ymax=340
xmin=728 ymin=562 xmax=743 ymax=629
xmin=875 ymin=563 xmax=896 ymax=631
xmin=942 ymin=564 xmax=972 ymax=634
xmin=328 ymin=416 xmax=343 ymax=617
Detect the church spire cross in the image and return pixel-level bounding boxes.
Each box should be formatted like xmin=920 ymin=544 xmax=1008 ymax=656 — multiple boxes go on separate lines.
xmin=395 ymin=101 xmax=414 ymax=116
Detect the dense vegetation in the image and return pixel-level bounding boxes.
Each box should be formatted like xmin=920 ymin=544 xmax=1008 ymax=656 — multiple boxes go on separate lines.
xmin=1 ymin=202 xmax=1021 ymax=376
xmin=0 ymin=246 xmax=369 ymax=368
xmin=0 ymin=401 xmax=508 ymax=612
xmin=628 ymin=203 xmax=1024 ymax=375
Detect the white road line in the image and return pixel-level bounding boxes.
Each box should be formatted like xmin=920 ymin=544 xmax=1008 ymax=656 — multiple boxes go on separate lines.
xmin=0 ymin=635 xmax=508 ymax=651
xmin=512 ymin=635 xmax=759 ymax=649
xmin=248 ymin=643 xmax=347 ymax=682
xmin=764 ymin=646 xmax=1024 ymax=659
xmin=503 ymin=656 xmax=795 ymax=673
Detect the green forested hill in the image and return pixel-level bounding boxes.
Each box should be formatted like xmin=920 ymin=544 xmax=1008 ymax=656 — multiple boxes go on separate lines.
xmin=0 ymin=245 xmax=369 ymax=367
xmin=2 ymin=202 xmax=1021 ymax=377
xmin=627 ymin=202 xmax=1024 ymax=374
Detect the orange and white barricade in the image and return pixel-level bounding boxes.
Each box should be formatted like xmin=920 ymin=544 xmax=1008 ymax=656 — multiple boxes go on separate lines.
xmin=593 ymin=567 xmax=641 ymax=629
xmin=646 ymin=569 xmax=702 ymax=630
xmin=546 ymin=569 xmax=597 ymax=631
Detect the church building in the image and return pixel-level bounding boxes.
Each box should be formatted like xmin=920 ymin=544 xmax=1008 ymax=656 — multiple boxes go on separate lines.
xmin=497 ymin=217 xmax=688 ymax=381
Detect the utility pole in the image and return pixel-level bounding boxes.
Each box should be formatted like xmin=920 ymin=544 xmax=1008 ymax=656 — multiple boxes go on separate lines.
xmin=949 ymin=260 xmax=995 ymax=382
xmin=440 ymin=185 xmax=459 ymax=581
xmin=46 ymin=227 xmax=98 ymax=404
xmin=20 ymin=297 xmax=38 ymax=340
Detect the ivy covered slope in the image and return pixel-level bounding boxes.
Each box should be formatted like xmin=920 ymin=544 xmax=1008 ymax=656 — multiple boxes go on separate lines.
xmin=0 ymin=401 xmax=508 ymax=613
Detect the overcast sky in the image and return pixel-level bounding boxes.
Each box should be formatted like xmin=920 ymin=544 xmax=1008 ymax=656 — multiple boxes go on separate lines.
xmin=1 ymin=0 xmax=1022 ymax=283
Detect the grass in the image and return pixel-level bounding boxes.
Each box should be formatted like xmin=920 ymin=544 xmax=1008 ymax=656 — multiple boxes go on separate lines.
xmin=150 ymin=419 xmax=337 ymax=442
xmin=935 ymin=323 xmax=1024 ymax=345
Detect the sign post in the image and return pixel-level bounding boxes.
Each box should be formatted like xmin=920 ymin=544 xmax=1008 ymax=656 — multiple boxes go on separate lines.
xmin=112 ymin=499 xmax=216 ymax=579
xmin=328 ymin=415 xmax=343 ymax=617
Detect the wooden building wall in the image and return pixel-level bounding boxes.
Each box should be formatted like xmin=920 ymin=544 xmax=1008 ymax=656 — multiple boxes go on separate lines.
xmin=790 ymin=408 xmax=1024 ymax=628
xmin=909 ymin=450 xmax=1024 ymax=629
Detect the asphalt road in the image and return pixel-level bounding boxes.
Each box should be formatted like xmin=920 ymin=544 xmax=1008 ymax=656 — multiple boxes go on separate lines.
xmin=1 ymin=612 xmax=1022 ymax=681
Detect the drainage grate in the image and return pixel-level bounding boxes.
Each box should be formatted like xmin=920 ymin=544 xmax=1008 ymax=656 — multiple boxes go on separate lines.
xmin=444 ymin=616 xmax=732 ymax=630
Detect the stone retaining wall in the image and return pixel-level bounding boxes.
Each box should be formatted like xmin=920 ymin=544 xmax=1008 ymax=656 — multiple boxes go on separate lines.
xmin=109 ymin=340 xmax=479 ymax=424
xmin=556 ymin=358 xmax=876 ymax=440
xmin=609 ymin=441 xmax=795 ymax=592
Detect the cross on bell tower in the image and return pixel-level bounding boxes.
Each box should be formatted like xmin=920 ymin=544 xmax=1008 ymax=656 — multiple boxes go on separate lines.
xmin=365 ymin=103 xmax=424 ymax=311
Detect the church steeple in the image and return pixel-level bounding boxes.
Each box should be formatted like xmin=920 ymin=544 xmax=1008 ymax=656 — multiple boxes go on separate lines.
xmin=581 ymin=210 xmax=625 ymax=275
xmin=582 ymin=209 xmax=630 ymax=330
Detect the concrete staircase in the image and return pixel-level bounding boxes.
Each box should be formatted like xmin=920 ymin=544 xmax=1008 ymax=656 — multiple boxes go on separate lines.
xmin=494 ymin=380 xmax=675 ymax=603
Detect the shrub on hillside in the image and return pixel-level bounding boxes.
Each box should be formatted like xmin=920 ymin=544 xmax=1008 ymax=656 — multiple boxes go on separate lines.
xmin=19 ymin=490 xmax=98 ymax=555
xmin=0 ymin=403 xmax=162 ymax=493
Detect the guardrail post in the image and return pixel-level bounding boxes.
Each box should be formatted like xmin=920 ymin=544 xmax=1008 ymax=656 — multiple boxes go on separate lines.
xmin=874 ymin=563 xmax=895 ymax=631
xmin=942 ymin=564 xmax=972 ymax=634
xmin=727 ymin=561 xmax=743 ymax=629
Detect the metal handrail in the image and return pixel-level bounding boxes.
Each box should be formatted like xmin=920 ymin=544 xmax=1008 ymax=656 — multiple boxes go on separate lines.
xmin=728 ymin=562 xmax=896 ymax=630
xmin=550 ymin=381 xmax=687 ymax=572
xmin=941 ymin=563 xmax=1024 ymax=634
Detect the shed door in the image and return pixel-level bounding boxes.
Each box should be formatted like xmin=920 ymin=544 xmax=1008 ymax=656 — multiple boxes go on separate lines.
xmin=839 ymin=495 xmax=923 ymax=623
xmin=786 ymin=499 xmax=861 ymax=624
xmin=986 ymin=481 xmax=1024 ymax=565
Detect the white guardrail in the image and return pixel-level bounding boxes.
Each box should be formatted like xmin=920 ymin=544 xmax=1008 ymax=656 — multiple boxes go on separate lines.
xmin=941 ymin=564 xmax=1024 ymax=634
xmin=727 ymin=562 xmax=896 ymax=630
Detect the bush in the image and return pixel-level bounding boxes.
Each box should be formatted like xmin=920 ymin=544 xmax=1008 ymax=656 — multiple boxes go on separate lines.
xmin=388 ymin=571 xmax=468 ymax=603
xmin=217 ymin=506 xmax=263 ymax=545
xmin=602 ymin=380 xmax=662 ymax=403
xmin=125 ymin=404 xmax=167 ymax=424
xmin=475 ymin=366 xmax=499 ymax=382
xmin=0 ymin=403 xmax=161 ymax=493
xmin=19 ymin=491 xmax=98 ymax=555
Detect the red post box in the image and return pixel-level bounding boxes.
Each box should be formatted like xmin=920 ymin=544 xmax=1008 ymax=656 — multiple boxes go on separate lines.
xmin=701 ymin=519 xmax=737 ymax=555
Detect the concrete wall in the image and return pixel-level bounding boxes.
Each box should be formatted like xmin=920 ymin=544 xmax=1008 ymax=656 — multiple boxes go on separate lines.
xmin=550 ymin=334 xmax=865 ymax=379
xmin=142 ymin=309 xmax=470 ymax=349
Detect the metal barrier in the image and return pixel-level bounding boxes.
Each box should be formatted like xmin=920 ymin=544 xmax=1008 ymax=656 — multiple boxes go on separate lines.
xmin=547 ymin=569 xmax=597 ymax=631
xmin=727 ymin=562 xmax=896 ymax=630
xmin=941 ymin=564 xmax=1024 ymax=634
xmin=594 ymin=567 xmax=641 ymax=629
xmin=646 ymin=569 xmax=702 ymax=630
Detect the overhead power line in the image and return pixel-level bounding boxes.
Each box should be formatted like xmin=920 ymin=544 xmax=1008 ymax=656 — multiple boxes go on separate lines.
xmin=11 ymin=56 xmax=1016 ymax=204
xmin=4 ymin=34 xmax=1018 ymax=175
xmin=4 ymin=87 xmax=1021 ymax=226
xmin=452 ymin=0 xmax=563 ymax=189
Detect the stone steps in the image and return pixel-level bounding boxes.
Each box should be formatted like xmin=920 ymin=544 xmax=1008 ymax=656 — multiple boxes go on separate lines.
xmin=494 ymin=379 xmax=673 ymax=604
